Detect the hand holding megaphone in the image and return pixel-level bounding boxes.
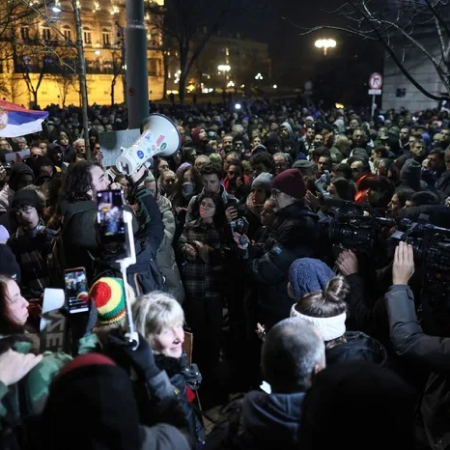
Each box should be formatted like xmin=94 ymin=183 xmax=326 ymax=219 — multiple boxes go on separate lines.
xmin=115 ymin=114 xmax=181 ymax=175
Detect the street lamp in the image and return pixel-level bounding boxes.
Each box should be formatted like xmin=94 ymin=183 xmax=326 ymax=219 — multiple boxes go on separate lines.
xmin=315 ymin=38 xmax=336 ymax=56
xmin=255 ymin=73 xmax=263 ymax=80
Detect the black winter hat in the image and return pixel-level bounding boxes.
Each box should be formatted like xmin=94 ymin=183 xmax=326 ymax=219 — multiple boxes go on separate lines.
xmin=11 ymin=189 xmax=44 ymax=215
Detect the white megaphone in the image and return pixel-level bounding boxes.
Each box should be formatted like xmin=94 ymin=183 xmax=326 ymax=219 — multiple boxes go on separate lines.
xmin=115 ymin=114 xmax=181 ymax=175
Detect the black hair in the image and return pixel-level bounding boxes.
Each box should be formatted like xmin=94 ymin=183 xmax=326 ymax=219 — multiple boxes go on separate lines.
xmin=395 ymin=189 xmax=415 ymax=207
xmin=332 ymin=178 xmax=357 ymax=202
xmin=250 ymin=152 xmax=275 ymax=172
xmin=197 ymin=191 xmax=226 ymax=228
xmin=61 ymin=160 xmax=102 ymax=202
xmin=199 ymin=162 xmax=223 ymax=180
xmin=410 ymin=191 xmax=439 ymax=206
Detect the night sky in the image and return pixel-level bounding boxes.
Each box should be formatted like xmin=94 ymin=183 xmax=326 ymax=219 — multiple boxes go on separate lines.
xmin=230 ymin=0 xmax=384 ymax=106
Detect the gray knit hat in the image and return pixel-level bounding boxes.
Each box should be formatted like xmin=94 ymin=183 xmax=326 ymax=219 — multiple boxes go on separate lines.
xmin=252 ymin=172 xmax=273 ymax=193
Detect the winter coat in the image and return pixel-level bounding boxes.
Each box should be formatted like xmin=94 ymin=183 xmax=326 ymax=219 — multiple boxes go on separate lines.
xmin=249 ymin=203 xmax=319 ymax=328
xmin=61 ymin=188 xmax=164 ymax=295
xmin=178 ymin=219 xmax=225 ymax=300
xmin=204 ymin=390 xmax=305 ymax=450
xmin=154 ymin=353 xmax=204 ymax=444
xmin=155 ymin=195 xmax=185 ymax=304
xmin=7 ymin=225 xmax=56 ymax=298
xmin=436 ymin=170 xmax=450 ymax=198
xmin=0 ymin=337 xmax=72 ymax=431
xmin=386 ymin=285 xmax=450 ymax=450
xmin=326 ymin=331 xmax=388 ymax=367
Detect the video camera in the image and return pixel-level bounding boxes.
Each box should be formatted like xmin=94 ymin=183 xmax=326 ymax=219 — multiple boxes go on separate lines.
xmin=322 ymin=199 xmax=394 ymax=253
xmin=391 ymin=215 xmax=450 ymax=335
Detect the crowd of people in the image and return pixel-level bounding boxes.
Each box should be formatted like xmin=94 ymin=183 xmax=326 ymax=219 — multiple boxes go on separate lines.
xmin=0 ymin=98 xmax=450 ymax=449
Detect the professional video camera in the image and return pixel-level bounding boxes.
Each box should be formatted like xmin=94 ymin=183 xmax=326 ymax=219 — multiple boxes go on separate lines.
xmin=391 ymin=215 xmax=450 ymax=335
xmin=322 ymin=199 xmax=394 ymax=253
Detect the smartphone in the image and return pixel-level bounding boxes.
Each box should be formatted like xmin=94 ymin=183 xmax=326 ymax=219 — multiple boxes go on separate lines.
xmin=96 ymin=189 xmax=126 ymax=245
xmin=64 ymin=267 xmax=89 ymax=314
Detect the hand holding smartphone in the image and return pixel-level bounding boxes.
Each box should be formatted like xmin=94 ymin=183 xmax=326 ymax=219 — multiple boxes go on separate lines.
xmin=64 ymin=267 xmax=89 ymax=314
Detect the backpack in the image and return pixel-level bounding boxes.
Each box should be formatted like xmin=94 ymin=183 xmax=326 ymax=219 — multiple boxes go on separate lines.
xmin=47 ymin=211 xmax=82 ymax=288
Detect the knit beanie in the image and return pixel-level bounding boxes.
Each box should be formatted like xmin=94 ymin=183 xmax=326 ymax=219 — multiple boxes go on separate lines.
xmin=252 ymin=172 xmax=273 ymax=193
xmin=289 ymin=258 xmax=335 ymax=299
xmin=272 ymin=168 xmax=306 ymax=200
xmin=11 ymin=189 xmax=44 ymax=214
xmin=89 ymin=278 xmax=133 ymax=326
xmin=400 ymin=159 xmax=422 ymax=191
xmin=176 ymin=162 xmax=191 ymax=179
xmin=8 ymin=163 xmax=34 ymax=192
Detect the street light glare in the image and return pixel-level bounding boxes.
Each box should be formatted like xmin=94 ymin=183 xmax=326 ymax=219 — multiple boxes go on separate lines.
xmin=235 ymin=103 xmax=242 ymax=110
xmin=218 ymin=64 xmax=231 ymax=72
xmin=52 ymin=5 xmax=61 ymax=12
xmin=315 ymin=39 xmax=337 ymax=49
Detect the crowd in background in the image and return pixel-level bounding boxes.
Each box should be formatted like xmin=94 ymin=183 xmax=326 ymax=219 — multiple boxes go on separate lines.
xmin=0 ymin=98 xmax=450 ymax=449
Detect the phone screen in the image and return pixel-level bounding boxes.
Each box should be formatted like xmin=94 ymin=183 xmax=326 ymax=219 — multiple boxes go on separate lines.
xmin=97 ymin=190 xmax=125 ymax=244
xmin=64 ymin=268 xmax=89 ymax=314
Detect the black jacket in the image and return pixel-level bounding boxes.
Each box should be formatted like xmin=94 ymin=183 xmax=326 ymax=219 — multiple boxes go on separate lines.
xmin=436 ymin=171 xmax=450 ymax=198
xmin=249 ymin=203 xmax=319 ymax=328
xmin=326 ymin=331 xmax=388 ymax=367
xmin=386 ymin=285 xmax=450 ymax=450
xmin=61 ymin=188 xmax=164 ymax=293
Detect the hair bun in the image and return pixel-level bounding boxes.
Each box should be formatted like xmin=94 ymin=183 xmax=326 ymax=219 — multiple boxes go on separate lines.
xmin=323 ymin=276 xmax=349 ymax=304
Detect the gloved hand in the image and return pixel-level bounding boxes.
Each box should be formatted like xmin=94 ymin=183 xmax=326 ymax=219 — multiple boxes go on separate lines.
xmin=61 ymin=299 xmax=98 ymax=340
xmin=106 ymin=330 xmax=160 ymax=381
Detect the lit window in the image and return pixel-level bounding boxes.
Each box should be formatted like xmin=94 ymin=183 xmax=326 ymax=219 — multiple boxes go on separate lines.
xmin=42 ymin=27 xmax=51 ymax=40
xmin=83 ymin=28 xmax=91 ymax=44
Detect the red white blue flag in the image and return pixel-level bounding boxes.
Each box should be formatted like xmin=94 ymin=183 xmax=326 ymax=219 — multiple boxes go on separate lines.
xmin=0 ymin=100 xmax=49 ymax=138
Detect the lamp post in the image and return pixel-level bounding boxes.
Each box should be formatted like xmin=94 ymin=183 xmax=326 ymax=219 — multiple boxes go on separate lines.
xmin=314 ymin=39 xmax=337 ymax=56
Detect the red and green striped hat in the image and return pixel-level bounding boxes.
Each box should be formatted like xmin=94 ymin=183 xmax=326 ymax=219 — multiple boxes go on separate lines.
xmin=89 ymin=278 xmax=132 ymax=326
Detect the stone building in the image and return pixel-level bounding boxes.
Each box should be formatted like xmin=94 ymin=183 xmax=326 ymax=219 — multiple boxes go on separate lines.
xmin=0 ymin=0 xmax=164 ymax=107
xmin=166 ymin=32 xmax=272 ymax=93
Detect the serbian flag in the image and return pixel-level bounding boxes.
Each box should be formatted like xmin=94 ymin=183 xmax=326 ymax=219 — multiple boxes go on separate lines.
xmin=0 ymin=100 xmax=49 ymax=138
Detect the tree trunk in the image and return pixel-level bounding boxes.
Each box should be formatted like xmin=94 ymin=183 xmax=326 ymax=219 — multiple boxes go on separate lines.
xmin=162 ymin=54 xmax=169 ymax=100
xmin=179 ymin=73 xmax=186 ymax=106
xmin=111 ymin=78 xmax=116 ymax=107
xmin=32 ymin=90 xmax=38 ymax=108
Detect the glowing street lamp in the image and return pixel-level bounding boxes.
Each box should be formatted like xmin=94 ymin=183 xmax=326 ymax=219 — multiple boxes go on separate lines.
xmin=218 ymin=64 xmax=231 ymax=73
xmin=315 ymin=38 xmax=336 ymax=56
xmin=255 ymin=73 xmax=263 ymax=80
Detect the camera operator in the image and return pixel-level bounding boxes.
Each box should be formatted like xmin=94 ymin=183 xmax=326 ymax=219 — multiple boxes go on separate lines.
xmin=237 ymin=169 xmax=319 ymax=330
xmin=385 ymin=242 xmax=450 ymax=450
xmin=60 ymin=161 xmax=164 ymax=293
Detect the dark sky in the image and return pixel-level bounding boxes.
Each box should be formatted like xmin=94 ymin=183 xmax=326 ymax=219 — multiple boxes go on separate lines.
xmin=230 ymin=0 xmax=384 ymax=104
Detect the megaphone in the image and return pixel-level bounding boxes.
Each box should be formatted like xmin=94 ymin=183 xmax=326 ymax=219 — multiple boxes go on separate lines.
xmin=115 ymin=114 xmax=181 ymax=175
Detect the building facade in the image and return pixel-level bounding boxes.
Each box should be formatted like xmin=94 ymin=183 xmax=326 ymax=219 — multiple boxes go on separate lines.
xmin=166 ymin=32 xmax=272 ymax=94
xmin=0 ymin=0 xmax=164 ymax=107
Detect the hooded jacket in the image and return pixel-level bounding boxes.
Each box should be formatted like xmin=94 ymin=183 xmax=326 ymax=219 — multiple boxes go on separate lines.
xmin=205 ymin=390 xmax=305 ymax=450
xmin=0 ymin=163 xmax=35 ymax=214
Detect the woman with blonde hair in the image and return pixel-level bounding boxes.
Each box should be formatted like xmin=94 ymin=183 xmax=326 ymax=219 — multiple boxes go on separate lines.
xmin=132 ymin=291 xmax=204 ymax=445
